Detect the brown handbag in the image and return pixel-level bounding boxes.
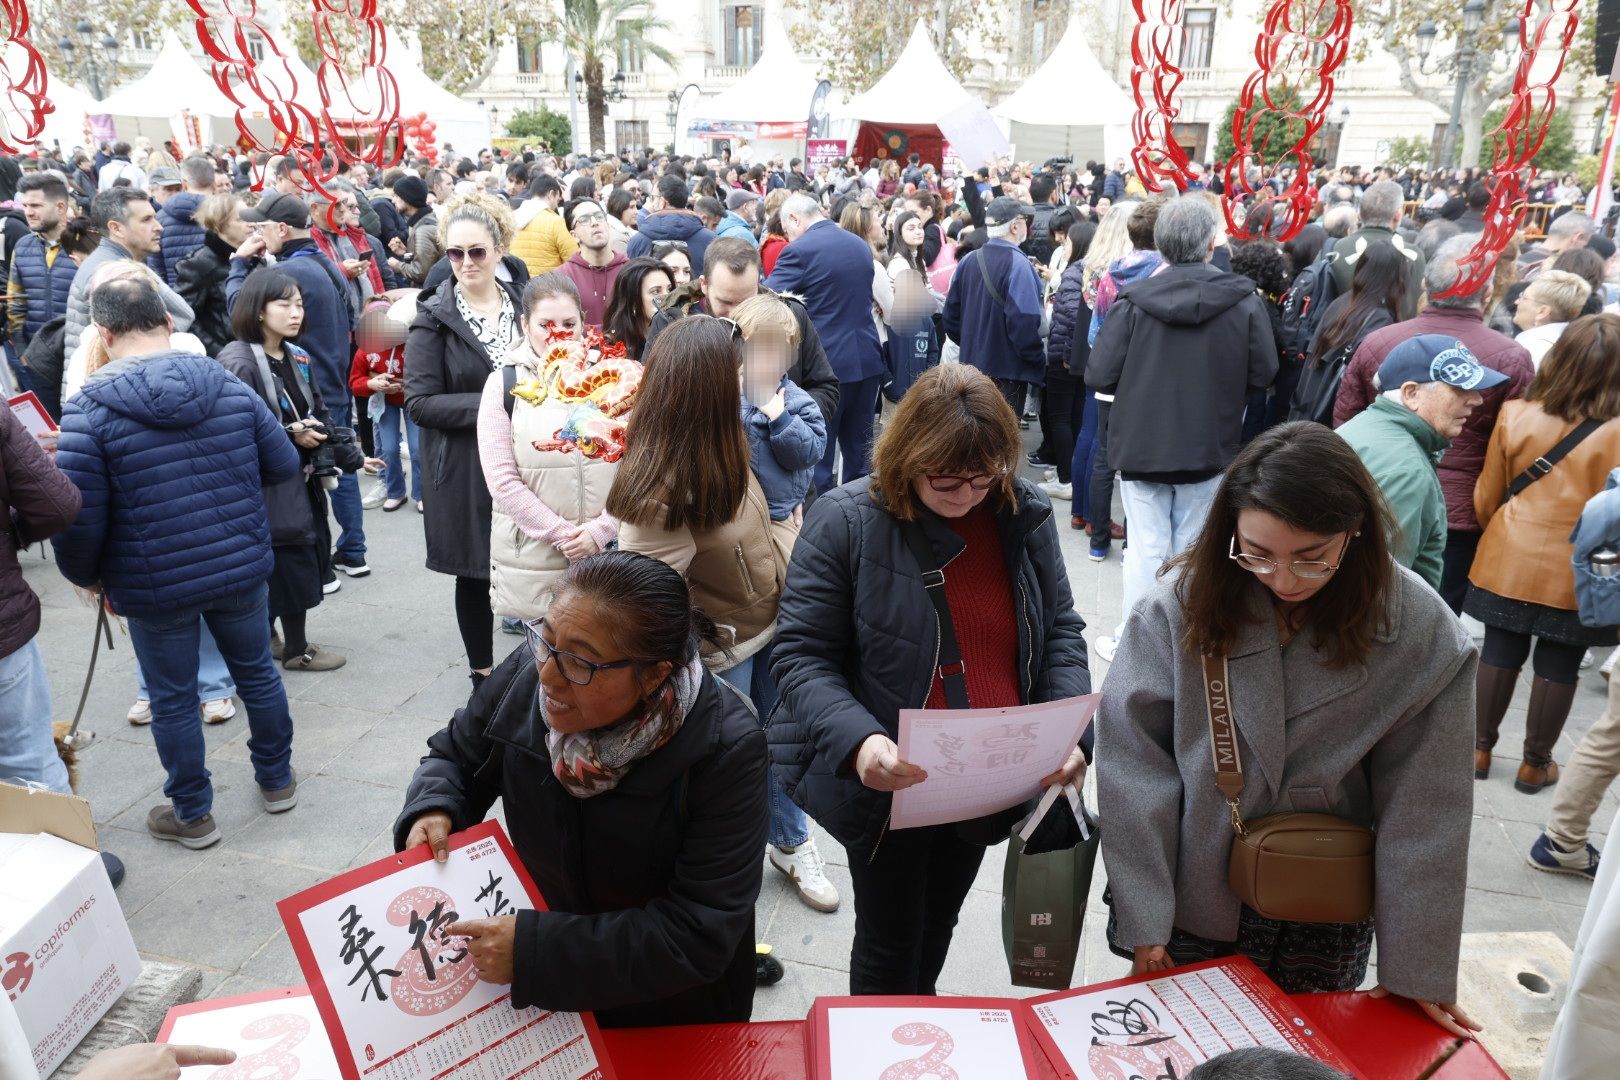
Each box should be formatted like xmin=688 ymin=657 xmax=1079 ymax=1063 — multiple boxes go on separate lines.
xmin=1203 ymin=654 xmax=1376 ymax=925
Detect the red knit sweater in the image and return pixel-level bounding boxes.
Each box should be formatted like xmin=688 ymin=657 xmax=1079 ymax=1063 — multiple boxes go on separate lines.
xmin=924 ymin=507 xmax=1022 ymax=710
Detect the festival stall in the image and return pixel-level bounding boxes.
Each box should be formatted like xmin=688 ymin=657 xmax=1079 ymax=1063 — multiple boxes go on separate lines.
xmin=683 ymin=9 xmax=849 ymax=163
xmin=993 ymin=19 xmax=1133 ymax=167
xmin=832 ymin=21 xmax=1008 ymax=171
xmin=93 ymin=31 xmax=253 ymax=150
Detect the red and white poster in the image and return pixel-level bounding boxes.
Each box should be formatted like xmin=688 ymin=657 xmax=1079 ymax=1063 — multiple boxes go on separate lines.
xmin=1021 ymin=956 xmax=1356 ymax=1079
xmin=808 ymin=996 xmax=1044 ymax=1079
xmin=158 ymin=985 xmax=341 ymax=1079
xmin=277 ymin=821 xmax=615 ymax=1080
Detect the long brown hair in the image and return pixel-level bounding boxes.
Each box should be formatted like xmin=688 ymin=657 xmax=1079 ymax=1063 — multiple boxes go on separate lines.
xmin=870 ymin=365 xmax=1022 ymax=521
xmin=1169 ymin=423 xmax=1396 ymax=668
xmin=1527 ymin=313 xmax=1620 ymax=423
xmin=606 ymin=317 xmax=749 ymax=532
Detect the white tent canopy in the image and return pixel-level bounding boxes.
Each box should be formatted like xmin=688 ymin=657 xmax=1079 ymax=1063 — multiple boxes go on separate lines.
xmin=37 ymin=82 xmax=102 ymax=153
xmin=993 ymin=20 xmax=1133 ymax=165
xmin=390 ymin=45 xmax=492 ymax=155
xmin=833 ymin=22 xmax=971 ymax=125
xmin=96 ymin=31 xmax=240 ymax=122
xmin=690 ymin=7 xmax=821 ymax=124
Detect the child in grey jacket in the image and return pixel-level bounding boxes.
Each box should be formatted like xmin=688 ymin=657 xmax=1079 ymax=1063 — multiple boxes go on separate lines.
xmin=734 ymin=294 xmax=827 ymax=520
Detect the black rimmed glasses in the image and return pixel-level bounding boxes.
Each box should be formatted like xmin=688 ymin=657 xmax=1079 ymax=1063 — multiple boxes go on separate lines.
xmin=523 ymin=618 xmax=641 ymax=686
xmin=1228 ymin=533 xmax=1353 ymax=580
xmin=926 ymin=472 xmax=1004 ymax=493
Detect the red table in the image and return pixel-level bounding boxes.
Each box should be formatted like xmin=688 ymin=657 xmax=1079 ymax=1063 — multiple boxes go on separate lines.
xmin=600 ymin=992 xmax=1508 ymax=1079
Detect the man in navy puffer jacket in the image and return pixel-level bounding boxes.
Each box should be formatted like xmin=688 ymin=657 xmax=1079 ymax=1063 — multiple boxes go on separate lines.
xmin=52 ymin=276 xmax=302 ymax=850
xmin=148 ymin=158 xmax=215 ymax=288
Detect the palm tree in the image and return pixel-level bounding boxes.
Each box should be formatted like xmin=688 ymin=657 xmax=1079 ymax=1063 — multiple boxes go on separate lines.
xmin=560 ymin=0 xmax=676 ymax=154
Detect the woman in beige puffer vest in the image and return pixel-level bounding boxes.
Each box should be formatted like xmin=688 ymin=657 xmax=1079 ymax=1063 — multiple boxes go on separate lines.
xmin=477 ymin=274 xmax=642 ymax=620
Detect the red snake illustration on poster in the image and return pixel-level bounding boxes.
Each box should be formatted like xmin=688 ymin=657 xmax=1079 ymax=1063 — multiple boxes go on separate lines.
xmin=877 ymin=1022 xmax=960 ymax=1080
xmin=383 ymin=885 xmax=480 ymax=1017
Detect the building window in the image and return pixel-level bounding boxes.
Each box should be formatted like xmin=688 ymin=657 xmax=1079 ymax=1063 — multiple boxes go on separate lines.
xmin=615 ymin=120 xmax=650 ymax=151
xmin=1027 ymin=0 xmax=1055 ymax=66
xmin=1172 ymin=122 xmax=1209 ymax=165
xmin=724 ymin=5 xmax=762 ymax=67
xmin=1181 ymin=8 xmax=1216 ymax=70
xmin=131 ymin=30 xmax=156 ymax=52
xmin=619 ymin=35 xmax=644 ymax=74
xmin=517 ymin=36 xmax=542 ymax=74
xmin=246 ymin=32 xmax=266 ymax=62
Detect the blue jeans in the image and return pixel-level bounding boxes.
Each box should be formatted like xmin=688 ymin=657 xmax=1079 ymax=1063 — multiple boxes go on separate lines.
xmin=718 ymin=644 xmax=810 ymax=849
xmin=126 ymin=584 xmax=294 ymax=822
xmin=376 ymin=402 xmax=422 ymax=502
xmin=815 ymin=375 xmax=883 ymax=493
xmin=1118 ymin=474 xmax=1223 ymax=621
xmin=136 ymin=618 xmax=236 ymax=701
xmin=0 ymin=638 xmax=70 ymax=793
xmin=1071 ymin=390 xmax=1100 ymax=523
xmin=327 ymin=400 xmax=367 ymax=558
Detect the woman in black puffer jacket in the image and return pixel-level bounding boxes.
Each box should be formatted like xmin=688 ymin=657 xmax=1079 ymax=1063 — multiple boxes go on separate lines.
xmin=176 ymin=194 xmax=249 ymax=356
xmin=769 ymin=364 xmax=1090 ymax=998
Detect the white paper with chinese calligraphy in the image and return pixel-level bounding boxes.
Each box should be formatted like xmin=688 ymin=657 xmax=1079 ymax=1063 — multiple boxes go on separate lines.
xmin=807 ymin=996 xmax=1043 ymax=1079
xmin=1020 ymin=956 xmax=1356 ymax=1079
xmin=890 ymin=694 xmax=1099 ymax=830
xmin=157 ymin=985 xmax=342 ymax=1079
xmin=277 ymin=820 xmax=615 ymax=1080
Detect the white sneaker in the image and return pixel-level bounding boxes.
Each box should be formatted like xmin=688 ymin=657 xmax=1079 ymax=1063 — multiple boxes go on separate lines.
xmin=769 ymin=838 xmax=840 ymax=913
xmin=127 ymin=698 xmax=152 ymax=726
xmin=1039 ymin=479 xmax=1072 ymax=501
xmin=201 ymin=697 xmax=236 ymax=725
xmin=361 ymin=483 xmax=387 ymax=510
xmin=1094 ymin=635 xmax=1118 ymax=664
xmin=322 ymin=575 xmax=342 ymax=595
xmin=1581 ymin=650 xmax=1595 ymax=671
xmin=1602 ymin=646 xmax=1618 ymax=681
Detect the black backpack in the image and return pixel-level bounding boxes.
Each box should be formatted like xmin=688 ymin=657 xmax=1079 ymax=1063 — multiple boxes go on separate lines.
xmin=1277 ymin=251 xmax=1342 ymax=365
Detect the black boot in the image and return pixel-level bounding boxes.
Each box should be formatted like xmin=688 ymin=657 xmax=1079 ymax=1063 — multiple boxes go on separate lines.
xmin=1517 ymin=676 xmax=1577 ymax=794
xmin=1474 ymin=662 xmax=1520 ymax=779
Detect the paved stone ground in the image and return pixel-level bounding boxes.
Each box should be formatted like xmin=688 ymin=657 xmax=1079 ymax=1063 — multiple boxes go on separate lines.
xmin=20 ymin=459 xmax=1612 ymax=1035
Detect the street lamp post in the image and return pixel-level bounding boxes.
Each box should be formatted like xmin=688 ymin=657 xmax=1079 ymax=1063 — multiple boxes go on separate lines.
xmin=56 ymin=19 xmax=120 ymax=101
xmin=1417 ymin=1 xmax=1520 ymax=170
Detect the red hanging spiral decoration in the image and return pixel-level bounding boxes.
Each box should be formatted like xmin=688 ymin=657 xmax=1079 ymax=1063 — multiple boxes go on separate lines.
xmin=308 ymin=0 xmax=402 ymax=177
xmin=0 ymin=0 xmax=53 ymax=153
xmin=1440 ymin=0 xmax=1580 ymax=298
xmin=1130 ymin=0 xmax=1191 ymax=193
xmin=1218 ymin=0 xmax=1352 ymax=243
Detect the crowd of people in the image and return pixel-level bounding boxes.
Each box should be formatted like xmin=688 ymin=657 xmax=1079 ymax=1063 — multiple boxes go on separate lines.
xmin=3 ymin=130 xmax=1620 ymax=1061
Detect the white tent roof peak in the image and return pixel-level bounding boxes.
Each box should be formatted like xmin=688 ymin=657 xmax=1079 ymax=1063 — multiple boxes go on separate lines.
xmin=96 ymin=30 xmax=241 ymax=118
xmin=993 ymin=18 xmax=1132 ymax=126
xmin=834 ymin=21 xmax=974 ymax=124
xmin=689 ymin=7 xmax=828 ymax=124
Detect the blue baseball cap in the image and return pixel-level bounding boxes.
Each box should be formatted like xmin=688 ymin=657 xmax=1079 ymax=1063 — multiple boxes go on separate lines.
xmin=1375 ymin=335 xmax=1510 ymax=393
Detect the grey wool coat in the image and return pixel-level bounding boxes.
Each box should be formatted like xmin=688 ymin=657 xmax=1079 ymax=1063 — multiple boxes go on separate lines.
xmin=1097 ymin=564 xmax=1476 ymax=1003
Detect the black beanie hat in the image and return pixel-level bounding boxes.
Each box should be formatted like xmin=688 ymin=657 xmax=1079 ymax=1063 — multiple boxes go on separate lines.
xmin=394 ymin=174 xmax=429 ymax=210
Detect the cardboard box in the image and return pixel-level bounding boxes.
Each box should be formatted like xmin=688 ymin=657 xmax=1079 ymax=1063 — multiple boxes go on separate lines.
xmin=0 ymin=831 xmax=141 ymax=1078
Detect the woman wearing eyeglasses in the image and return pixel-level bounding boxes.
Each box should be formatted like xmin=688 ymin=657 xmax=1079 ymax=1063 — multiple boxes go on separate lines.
xmin=405 ymin=194 xmax=525 ymax=692
xmin=1098 ymin=422 xmax=1482 ymax=1038
xmin=395 ymin=550 xmax=769 ymax=1027
xmin=769 ymin=364 xmax=1090 ymax=995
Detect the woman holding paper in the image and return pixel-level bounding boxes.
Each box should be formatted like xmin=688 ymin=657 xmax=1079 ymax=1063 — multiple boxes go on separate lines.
xmin=769 ymin=363 xmax=1091 ymax=996
xmin=394 ymin=550 xmax=769 ymax=1027
xmin=1097 ymin=422 xmax=1482 ymax=1038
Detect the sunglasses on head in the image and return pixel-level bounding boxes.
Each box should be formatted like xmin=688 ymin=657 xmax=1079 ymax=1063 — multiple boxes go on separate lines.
xmin=446 ymin=245 xmax=490 ymax=263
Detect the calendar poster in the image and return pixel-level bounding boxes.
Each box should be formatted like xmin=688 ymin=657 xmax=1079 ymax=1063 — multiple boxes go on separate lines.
xmin=277 ymin=820 xmax=615 ymax=1080
xmin=157 ymin=985 xmax=341 ymax=1078
xmin=1022 ymin=957 xmax=1356 ymax=1079
xmin=808 ymin=997 xmax=1043 ymax=1079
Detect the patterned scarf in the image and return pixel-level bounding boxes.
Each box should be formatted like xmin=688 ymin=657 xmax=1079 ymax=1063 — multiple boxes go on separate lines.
xmin=543 ymin=654 xmax=703 ymax=798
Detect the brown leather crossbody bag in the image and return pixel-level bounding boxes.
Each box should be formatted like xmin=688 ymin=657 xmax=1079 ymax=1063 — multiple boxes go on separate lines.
xmin=1203 ymin=654 xmax=1375 ymax=925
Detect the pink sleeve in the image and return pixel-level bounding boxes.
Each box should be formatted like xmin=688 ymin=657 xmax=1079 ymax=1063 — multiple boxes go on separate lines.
xmin=477 ymin=374 xmax=573 ymax=544
xmin=585 ymin=510 xmax=619 ymax=552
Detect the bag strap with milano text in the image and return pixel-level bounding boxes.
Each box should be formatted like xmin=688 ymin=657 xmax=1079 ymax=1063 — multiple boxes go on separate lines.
xmin=1201 ymin=653 xmax=1247 ymax=837
xmin=900 ymin=521 xmax=971 ymax=710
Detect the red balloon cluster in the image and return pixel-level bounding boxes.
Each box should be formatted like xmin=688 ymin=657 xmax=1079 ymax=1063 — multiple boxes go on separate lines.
xmin=1217 ymin=0 xmax=1353 ymax=243
xmin=1441 ymin=0 xmax=1580 ymax=299
xmin=402 ymin=110 xmax=438 ymax=164
xmin=0 ymin=0 xmax=53 ymax=153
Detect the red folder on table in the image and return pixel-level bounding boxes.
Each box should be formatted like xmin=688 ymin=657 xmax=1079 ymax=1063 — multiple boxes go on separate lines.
xmin=1293 ymin=992 xmax=1509 ymax=1079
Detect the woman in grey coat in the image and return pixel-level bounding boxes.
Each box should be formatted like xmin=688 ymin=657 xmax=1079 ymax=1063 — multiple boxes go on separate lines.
xmin=1098 ymin=422 xmax=1481 ymax=1039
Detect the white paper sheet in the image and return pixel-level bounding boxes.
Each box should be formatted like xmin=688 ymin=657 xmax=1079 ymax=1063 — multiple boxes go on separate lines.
xmin=890 ymin=694 xmax=1098 ymax=830
xmin=7 ymin=392 xmax=54 ymax=438
xmin=279 ymin=822 xmax=609 ymax=1080
xmin=825 ymin=1004 xmax=1030 ymax=1079
xmin=163 ymin=988 xmax=342 ymax=1079
xmin=1031 ymin=964 xmax=1341 ymax=1078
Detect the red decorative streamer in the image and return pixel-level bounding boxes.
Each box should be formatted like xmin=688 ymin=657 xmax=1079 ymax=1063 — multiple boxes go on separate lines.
xmin=0 ymin=0 xmax=53 ymax=153
xmin=1129 ymin=0 xmax=1191 ymax=193
xmin=1441 ymin=0 xmax=1580 ymax=298
xmin=308 ymin=0 xmax=403 ymax=175
xmin=1218 ymin=0 xmax=1352 ymax=243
